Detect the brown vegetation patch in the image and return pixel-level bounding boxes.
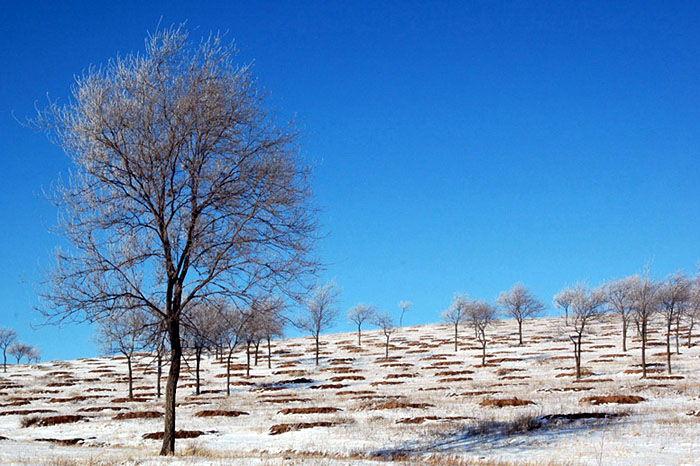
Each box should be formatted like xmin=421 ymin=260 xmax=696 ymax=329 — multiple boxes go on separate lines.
xmin=434 ymin=370 xmax=475 ymax=377
xmin=309 ymin=384 xmax=346 ymax=390
xmin=480 ymin=397 xmax=535 ymax=408
xmin=580 ymin=395 xmax=645 ymax=405
xmin=260 ymin=397 xmax=312 ymax=404
xmin=624 ymin=368 xmax=663 ymax=374
xmin=328 ymin=368 xmax=362 ymax=374
xmin=269 ymin=421 xmax=340 ymax=435
xmin=331 ymin=375 xmax=365 ymax=382
xmin=35 ymin=438 xmax=84 ymax=446
xmin=278 ymin=407 xmax=342 ymax=415
xmin=77 ymin=406 xmax=126 ymax=412
xmin=369 ymin=401 xmax=434 ymax=410
xmin=438 ymin=377 xmax=473 ymax=383
xmin=143 ymin=430 xmax=208 ymax=440
xmin=113 ymin=411 xmax=162 ymax=420
xmin=336 ymin=390 xmax=375 ymax=396
xmin=28 ymin=415 xmax=87 ymax=427
xmin=49 ymin=395 xmax=101 ymax=403
xmin=111 ymin=397 xmax=149 ymax=403
xmin=0 ymin=409 xmax=57 ymax=416
xmin=647 ymin=375 xmax=684 ymax=380
xmin=370 ymin=381 xmax=402 ymax=386
xmin=385 ymin=373 xmax=416 ymax=379
xmin=195 ymin=410 xmax=249 ymax=417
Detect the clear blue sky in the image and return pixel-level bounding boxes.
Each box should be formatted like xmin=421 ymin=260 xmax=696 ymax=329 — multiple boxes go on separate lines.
xmin=2 ymin=1 xmax=700 ymax=361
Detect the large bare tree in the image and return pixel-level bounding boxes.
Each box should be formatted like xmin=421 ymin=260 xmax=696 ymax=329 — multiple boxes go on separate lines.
xmin=658 ymin=271 xmax=690 ymax=374
xmin=35 ymin=27 xmax=318 ymax=455
xmin=630 ymin=274 xmax=659 ymax=378
xmin=442 ymin=294 xmax=469 ymax=352
xmin=0 ymin=328 xmax=17 ymax=372
xmin=466 ymin=300 xmax=497 ymax=365
xmin=604 ymin=277 xmax=637 ymax=352
xmin=296 ymin=282 xmax=340 ymax=366
xmin=497 ymin=283 xmax=545 ymax=345
xmin=347 ymin=304 xmax=376 ymax=347
xmin=566 ymin=284 xmax=606 ymax=379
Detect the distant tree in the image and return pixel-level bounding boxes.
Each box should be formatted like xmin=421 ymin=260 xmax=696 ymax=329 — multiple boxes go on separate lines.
xmin=373 ymin=311 xmax=396 ymax=359
xmin=467 ymin=300 xmax=497 ymax=365
xmin=26 ymin=346 xmax=41 ymax=364
xmin=497 ymin=283 xmax=545 ymax=345
xmin=605 ymin=277 xmax=637 ymax=352
xmin=254 ymin=296 xmax=286 ymax=369
xmin=398 ymin=301 xmax=412 ymax=327
xmin=658 ymin=271 xmax=691 ymax=374
xmin=630 ymin=274 xmax=660 ymax=378
xmin=0 ymin=328 xmax=17 ymax=372
xmin=296 ymin=283 xmax=341 ymax=366
xmin=218 ymin=302 xmax=246 ymax=395
xmin=442 ymin=294 xmax=469 ymax=352
xmin=686 ymin=279 xmax=700 ymax=348
xmin=35 ymin=26 xmax=319 ymax=455
xmin=553 ymin=287 xmax=574 ymax=326
xmin=96 ymin=309 xmax=150 ymax=399
xmin=8 ymin=342 xmax=31 ymax=365
xmin=347 ymin=304 xmax=377 ymax=347
xmin=182 ymin=302 xmax=221 ymax=395
xmin=240 ymin=307 xmax=264 ymax=377
xmin=566 ymin=284 xmax=606 ymax=379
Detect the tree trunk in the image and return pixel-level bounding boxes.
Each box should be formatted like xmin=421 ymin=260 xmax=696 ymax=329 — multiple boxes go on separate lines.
xmin=666 ymin=319 xmax=672 ymax=375
xmin=126 ymin=355 xmax=133 ymax=399
xmin=357 ymin=324 xmax=362 ymax=347
xmin=267 ymin=337 xmax=272 ymax=369
xmin=2 ymin=350 xmax=6 ymax=372
xmin=481 ymin=340 xmax=486 ymax=365
xmin=518 ymin=319 xmax=523 ymax=345
xmin=385 ymin=335 xmax=389 ymax=359
xmin=675 ymin=315 xmax=681 ymax=355
xmin=622 ymin=317 xmax=627 ymax=352
xmin=160 ymin=318 xmax=182 ymax=456
xmin=254 ymin=340 xmax=260 ymax=366
xmin=195 ymin=348 xmax=202 ymax=395
xmin=226 ymin=349 xmax=233 ymax=396
xmin=315 ymin=336 xmax=320 ymax=366
xmin=246 ymin=342 xmax=251 ymax=377
xmin=641 ymin=319 xmax=647 ymax=379
xmin=576 ymin=334 xmax=582 ymax=379
xmin=454 ymin=324 xmax=458 ymax=352
xmin=565 ymin=308 xmax=568 ymax=326
xmin=156 ymin=352 xmax=162 ymax=399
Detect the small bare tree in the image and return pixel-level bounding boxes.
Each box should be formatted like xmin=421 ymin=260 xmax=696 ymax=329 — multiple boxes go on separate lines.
xmin=96 ymin=309 xmax=150 ymax=399
xmin=34 ymin=26 xmax=319 ymax=455
xmin=497 ymin=283 xmax=545 ymax=345
xmin=255 ymin=296 xmax=286 ymax=369
xmin=373 ymin=311 xmax=396 ymax=359
xmin=566 ymin=284 xmax=606 ymax=379
xmin=685 ymin=279 xmax=700 ymax=348
xmin=296 ymin=283 xmax=341 ymax=366
xmin=0 ymin=328 xmax=17 ymax=372
xmin=658 ymin=271 xmax=690 ymax=374
xmin=630 ymin=274 xmax=660 ymax=378
xmin=398 ymin=301 xmax=412 ymax=327
xmin=182 ymin=302 xmax=222 ymax=395
xmin=8 ymin=342 xmax=31 ymax=364
xmin=554 ymin=287 xmax=574 ymax=326
xmin=442 ymin=294 xmax=469 ymax=352
xmin=467 ymin=300 xmax=497 ymax=365
xmin=605 ymin=277 xmax=637 ymax=352
xmin=26 ymin=347 xmax=41 ymax=364
xmin=218 ymin=303 xmax=246 ymax=395
xmin=347 ymin=304 xmax=376 ymax=347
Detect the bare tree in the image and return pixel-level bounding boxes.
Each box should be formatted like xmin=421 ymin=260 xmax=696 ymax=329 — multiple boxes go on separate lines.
xmin=8 ymin=342 xmax=31 ymax=364
xmin=630 ymin=274 xmax=659 ymax=378
xmin=497 ymin=283 xmax=545 ymax=345
xmin=373 ymin=311 xmax=396 ymax=359
xmin=240 ymin=306 xmax=265 ymax=377
xmin=605 ymin=277 xmax=637 ymax=352
xmin=566 ymin=284 xmax=606 ymax=379
xmin=553 ymin=287 xmax=574 ymax=326
xmin=34 ymin=26 xmax=318 ymax=455
xmin=685 ymin=279 xmax=700 ymax=348
xmin=182 ymin=302 xmax=221 ymax=395
xmin=347 ymin=304 xmax=376 ymax=347
xmin=26 ymin=346 xmax=41 ymax=364
xmin=467 ymin=300 xmax=497 ymax=365
xmin=398 ymin=300 xmax=412 ymax=327
xmin=217 ymin=302 xmax=246 ymax=395
xmin=442 ymin=294 xmax=469 ymax=352
xmin=253 ymin=296 xmax=286 ymax=369
xmin=96 ymin=309 xmax=150 ymax=399
xmin=658 ymin=271 xmax=690 ymax=374
xmin=0 ymin=328 xmax=17 ymax=372
xmin=296 ymin=283 xmax=340 ymax=366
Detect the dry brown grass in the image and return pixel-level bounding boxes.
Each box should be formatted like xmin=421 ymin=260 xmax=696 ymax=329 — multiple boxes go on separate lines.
xmin=580 ymin=395 xmax=645 ymax=405
xmin=480 ymin=397 xmax=535 ymax=407
xmin=278 ymin=407 xmax=342 ymax=414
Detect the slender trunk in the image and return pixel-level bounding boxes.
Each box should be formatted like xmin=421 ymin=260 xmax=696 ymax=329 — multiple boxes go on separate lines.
xmin=160 ymin=318 xmax=182 ymax=456
xmin=518 ymin=319 xmax=523 ymax=345
xmin=357 ymin=324 xmax=362 ymax=347
xmin=315 ymin=336 xmax=320 ymax=366
xmin=675 ymin=315 xmax=681 ymax=355
xmin=195 ymin=348 xmax=202 ymax=395
xmin=246 ymin=342 xmax=251 ymax=377
xmin=576 ymin=334 xmax=582 ymax=379
xmin=385 ymin=335 xmax=389 ymax=359
xmin=126 ymin=355 xmax=133 ymax=399
xmin=254 ymin=340 xmax=260 ymax=366
xmin=481 ymin=339 xmax=486 ymax=365
xmin=2 ymin=350 xmax=6 ymax=372
xmin=622 ymin=316 xmax=627 ymax=352
xmin=226 ymin=349 xmax=232 ymax=396
xmin=641 ymin=318 xmax=647 ymax=379
xmin=666 ymin=319 xmax=672 ymax=375
xmin=156 ymin=352 xmax=162 ymax=398
xmin=454 ymin=324 xmax=458 ymax=352
xmin=267 ymin=337 xmax=272 ymax=369
xmin=565 ymin=308 xmax=568 ymax=326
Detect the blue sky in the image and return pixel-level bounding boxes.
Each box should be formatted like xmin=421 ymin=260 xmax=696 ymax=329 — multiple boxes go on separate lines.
xmin=2 ymin=1 xmax=700 ymax=361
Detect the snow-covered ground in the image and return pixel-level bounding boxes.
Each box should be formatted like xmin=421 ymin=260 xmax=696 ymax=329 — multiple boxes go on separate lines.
xmin=1 ymin=315 xmax=699 ymax=465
